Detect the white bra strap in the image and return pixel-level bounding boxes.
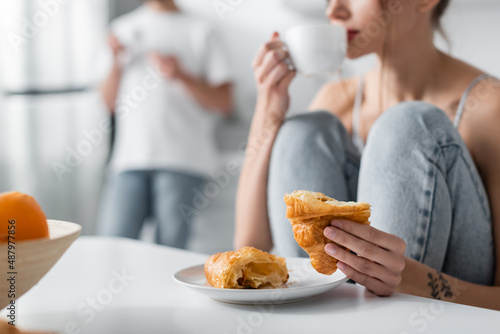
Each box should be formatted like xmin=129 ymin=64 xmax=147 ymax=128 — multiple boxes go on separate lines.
xmin=454 ymin=73 xmax=491 ymax=128
xmin=352 ymin=76 xmax=365 ymax=153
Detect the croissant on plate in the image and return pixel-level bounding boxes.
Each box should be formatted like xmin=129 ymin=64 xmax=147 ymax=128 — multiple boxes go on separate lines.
xmin=204 ymin=246 xmax=288 ymax=289
xmin=284 ymin=190 xmax=371 ymax=275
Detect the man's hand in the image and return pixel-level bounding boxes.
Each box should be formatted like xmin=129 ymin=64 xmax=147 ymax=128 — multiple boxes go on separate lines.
xmin=108 ymin=34 xmax=124 ymax=60
xmin=149 ymin=52 xmax=185 ymax=80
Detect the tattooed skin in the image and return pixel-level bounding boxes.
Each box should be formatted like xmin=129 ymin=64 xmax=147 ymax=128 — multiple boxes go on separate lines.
xmin=428 ymin=272 xmax=454 ymax=300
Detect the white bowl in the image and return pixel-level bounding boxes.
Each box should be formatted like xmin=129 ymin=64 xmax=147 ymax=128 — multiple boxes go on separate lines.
xmin=0 ymin=220 xmax=81 ymax=308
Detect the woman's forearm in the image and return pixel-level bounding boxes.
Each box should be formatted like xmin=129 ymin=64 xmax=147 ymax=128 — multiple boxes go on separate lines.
xmin=398 ymin=257 xmax=500 ymax=311
xmin=101 ymin=59 xmax=122 ymax=112
xmin=234 ymin=108 xmax=283 ymax=252
xmin=234 ymin=31 xmax=295 ymax=252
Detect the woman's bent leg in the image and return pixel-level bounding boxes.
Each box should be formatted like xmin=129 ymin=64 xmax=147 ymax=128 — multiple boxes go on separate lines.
xmin=358 ymin=101 xmax=494 ymax=285
xmin=268 ymin=111 xmax=361 ymax=257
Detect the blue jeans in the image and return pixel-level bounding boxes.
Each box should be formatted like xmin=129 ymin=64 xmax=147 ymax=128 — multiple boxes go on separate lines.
xmin=97 ymin=170 xmax=205 ymax=249
xmin=268 ymin=102 xmax=494 ymax=285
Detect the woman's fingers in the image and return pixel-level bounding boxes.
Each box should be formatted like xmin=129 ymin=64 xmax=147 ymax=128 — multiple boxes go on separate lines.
xmin=330 ymin=219 xmax=406 ymax=254
xmin=277 ymin=70 xmax=296 ymax=91
xmin=252 ymin=36 xmax=283 ymax=69
xmin=323 ymin=220 xmax=407 ymax=297
xmin=255 ymin=48 xmax=288 ymax=84
xmin=325 ymin=243 xmax=402 ymax=287
xmin=252 ymin=32 xmax=295 ymax=90
xmin=336 ymin=261 xmax=396 ymax=297
xmin=262 ymin=62 xmax=291 ymax=88
xmin=251 ymin=32 xmax=295 ymax=118
xmin=324 ymin=226 xmax=402 ymax=271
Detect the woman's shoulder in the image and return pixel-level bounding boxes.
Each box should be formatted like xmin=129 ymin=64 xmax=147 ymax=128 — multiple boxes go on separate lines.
xmin=466 ymin=72 xmax=500 ymax=132
xmin=447 ymin=57 xmax=499 ymax=97
xmin=451 ymin=57 xmax=500 ymax=117
xmin=308 ymin=76 xmax=359 ymax=117
xmin=436 ymin=56 xmax=498 ymax=119
xmin=451 ymin=57 xmax=500 ymax=166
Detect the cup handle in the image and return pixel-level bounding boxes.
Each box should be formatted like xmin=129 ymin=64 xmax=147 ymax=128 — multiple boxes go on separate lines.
xmin=281 ymin=43 xmax=296 ymax=72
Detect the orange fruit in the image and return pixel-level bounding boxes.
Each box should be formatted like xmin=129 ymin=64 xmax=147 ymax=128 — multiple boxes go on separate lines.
xmin=0 ymin=192 xmax=49 ymax=243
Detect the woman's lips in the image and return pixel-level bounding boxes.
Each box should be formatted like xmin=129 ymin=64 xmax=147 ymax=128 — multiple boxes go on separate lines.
xmin=347 ymin=29 xmax=360 ymax=41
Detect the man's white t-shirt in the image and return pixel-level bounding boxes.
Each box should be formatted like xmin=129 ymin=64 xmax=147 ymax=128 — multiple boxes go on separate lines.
xmin=109 ymin=5 xmax=232 ymax=177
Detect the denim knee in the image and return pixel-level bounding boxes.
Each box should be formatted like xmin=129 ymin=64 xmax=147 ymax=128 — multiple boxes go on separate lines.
xmin=365 ymin=101 xmax=458 ymax=160
xmin=273 ymin=111 xmax=350 ymax=161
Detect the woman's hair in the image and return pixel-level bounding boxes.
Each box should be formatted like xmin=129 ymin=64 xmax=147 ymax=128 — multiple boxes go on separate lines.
xmin=432 ymin=0 xmax=450 ymax=39
xmin=432 ymin=0 xmax=450 ymax=28
xmin=379 ymin=0 xmax=450 ymax=31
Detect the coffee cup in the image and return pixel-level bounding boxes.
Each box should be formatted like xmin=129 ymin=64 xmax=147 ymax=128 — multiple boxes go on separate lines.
xmin=285 ymin=24 xmax=346 ymax=77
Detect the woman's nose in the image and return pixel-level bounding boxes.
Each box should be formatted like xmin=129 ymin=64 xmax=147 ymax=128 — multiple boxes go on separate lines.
xmin=326 ymin=0 xmax=351 ymax=22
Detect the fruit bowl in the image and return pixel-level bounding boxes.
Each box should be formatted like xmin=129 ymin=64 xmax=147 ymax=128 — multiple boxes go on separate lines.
xmin=0 ymin=220 xmax=81 ymax=308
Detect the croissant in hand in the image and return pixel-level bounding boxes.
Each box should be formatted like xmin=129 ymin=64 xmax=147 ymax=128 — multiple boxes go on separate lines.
xmin=284 ymin=190 xmax=371 ymax=275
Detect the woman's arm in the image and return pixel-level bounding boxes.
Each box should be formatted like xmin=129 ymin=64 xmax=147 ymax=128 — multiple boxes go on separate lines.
xmin=469 ymin=80 xmax=500 ymax=286
xmin=149 ymin=53 xmax=233 ymax=116
xmin=323 ymin=218 xmax=500 ymax=310
xmin=234 ymin=32 xmax=296 ymax=251
xmin=399 ymin=258 xmax=500 ymax=310
xmin=234 ymin=109 xmax=282 ymax=252
xmin=100 ymin=34 xmax=124 ymax=112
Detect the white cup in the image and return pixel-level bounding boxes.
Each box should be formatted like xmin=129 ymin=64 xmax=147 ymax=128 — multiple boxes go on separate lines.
xmin=285 ymin=24 xmax=346 ymax=77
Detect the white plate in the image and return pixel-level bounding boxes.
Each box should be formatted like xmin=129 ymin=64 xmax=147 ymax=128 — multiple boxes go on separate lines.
xmin=173 ymin=257 xmax=348 ymax=305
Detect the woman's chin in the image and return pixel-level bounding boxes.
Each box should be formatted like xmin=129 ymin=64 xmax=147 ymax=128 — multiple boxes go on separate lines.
xmin=346 ymin=47 xmax=372 ymax=60
xmin=346 ymin=49 xmax=366 ymax=60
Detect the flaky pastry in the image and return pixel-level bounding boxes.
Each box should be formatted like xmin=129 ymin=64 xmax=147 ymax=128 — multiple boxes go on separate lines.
xmin=284 ymin=190 xmax=371 ymax=275
xmin=205 ymin=247 xmax=288 ymax=289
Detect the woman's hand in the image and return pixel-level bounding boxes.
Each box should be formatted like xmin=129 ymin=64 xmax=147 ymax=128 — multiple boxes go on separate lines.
xmin=324 ymin=219 xmax=406 ymax=296
xmin=252 ymin=32 xmax=296 ymax=123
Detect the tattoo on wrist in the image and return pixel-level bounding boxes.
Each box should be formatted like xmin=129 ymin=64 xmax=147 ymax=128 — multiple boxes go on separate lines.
xmin=427 ymin=272 xmax=453 ymax=300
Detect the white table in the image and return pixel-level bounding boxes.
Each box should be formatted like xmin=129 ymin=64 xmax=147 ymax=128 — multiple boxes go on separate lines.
xmin=10 ymin=237 xmax=500 ymax=333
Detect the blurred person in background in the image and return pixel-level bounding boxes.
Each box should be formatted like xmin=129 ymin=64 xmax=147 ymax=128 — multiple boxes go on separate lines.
xmin=98 ymin=0 xmax=233 ymax=248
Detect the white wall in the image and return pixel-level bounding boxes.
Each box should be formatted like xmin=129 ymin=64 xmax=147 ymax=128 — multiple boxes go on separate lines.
xmin=176 ymin=0 xmax=330 ymax=120
xmin=0 ymin=0 xmax=109 ymax=92
xmin=170 ymin=0 xmax=500 ymax=120
xmin=438 ymin=0 xmax=500 ymax=76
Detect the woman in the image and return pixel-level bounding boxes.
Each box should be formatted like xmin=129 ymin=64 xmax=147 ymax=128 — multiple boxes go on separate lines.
xmin=235 ymin=0 xmax=500 ymax=310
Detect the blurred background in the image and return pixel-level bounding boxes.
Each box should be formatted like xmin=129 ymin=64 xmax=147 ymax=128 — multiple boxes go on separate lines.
xmin=0 ymin=0 xmax=498 ymax=254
